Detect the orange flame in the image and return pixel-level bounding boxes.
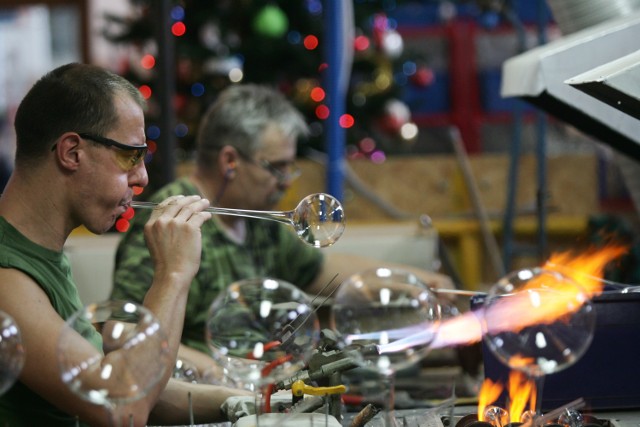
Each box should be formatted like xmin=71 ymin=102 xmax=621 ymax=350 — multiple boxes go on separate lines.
xmin=431 ymin=244 xmax=626 ymax=349
xmin=478 ymin=371 xmax=537 ymax=423
xmin=544 ymin=244 xmax=628 ymax=297
xmin=478 ymin=378 xmax=504 ymax=421
xmin=507 ymin=370 xmax=536 ymax=422
xmin=507 ymin=355 xmax=536 ymax=373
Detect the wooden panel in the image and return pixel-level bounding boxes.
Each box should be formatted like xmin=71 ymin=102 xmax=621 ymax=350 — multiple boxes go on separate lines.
xmin=283 ymin=153 xmax=598 ymax=222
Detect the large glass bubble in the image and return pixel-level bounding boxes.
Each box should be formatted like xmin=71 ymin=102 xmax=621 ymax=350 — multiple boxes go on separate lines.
xmin=57 ymin=300 xmax=170 ymax=426
xmin=330 ymin=268 xmax=441 ymax=426
xmin=481 ymin=267 xmax=596 ymax=419
xmin=206 ymin=277 xmax=320 ymax=423
xmin=0 ymin=310 xmax=25 ymax=395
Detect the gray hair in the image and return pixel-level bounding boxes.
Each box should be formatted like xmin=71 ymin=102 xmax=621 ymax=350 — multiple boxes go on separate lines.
xmin=196 ymin=84 xmax=308 ymax=167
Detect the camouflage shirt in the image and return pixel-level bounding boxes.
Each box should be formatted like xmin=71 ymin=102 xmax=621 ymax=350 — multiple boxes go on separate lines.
xmin=110 ymin=177 xmax=324 ymax=353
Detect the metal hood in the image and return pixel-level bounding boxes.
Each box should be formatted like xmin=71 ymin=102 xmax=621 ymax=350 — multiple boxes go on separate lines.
xmin=565 ymin=49 xmax=640 ymax=122
xmin=501 ymin=11 xmax=640 ymax=159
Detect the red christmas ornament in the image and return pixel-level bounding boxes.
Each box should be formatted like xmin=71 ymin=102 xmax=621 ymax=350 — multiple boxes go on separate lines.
xmin=410 ymin=67 xmax=435 ymax=87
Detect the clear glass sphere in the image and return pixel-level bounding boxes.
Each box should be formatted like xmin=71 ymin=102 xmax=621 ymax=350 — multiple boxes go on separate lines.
xmin=558 ymin=408 xmax=585 ymax=427
xmin=206 ymin=278 xmax=320 ymax=388
xmin=481 ymin=267 xmax=596 ymax=377
xmin=57 ymin=300 xmax=170 ymax=407
xmin=0 ymin=310 xmax=25 ymax=395
xmin=484 ymin=405 xmax=509 ymax=426
xmin=330 ymin=268 xmax=441 ymax=376
xmin=293 ymin=193 xmax=345 ymax=248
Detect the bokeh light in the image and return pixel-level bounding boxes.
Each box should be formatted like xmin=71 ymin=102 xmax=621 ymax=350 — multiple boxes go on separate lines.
xmin=306 ymin=0 xmax=323 ymax=15
xmin=370 ymin=150 xmax=386 ymax=164
xmin=229 ymin=68 xmax=243 ymax=82
xmin=400 ymin=122 xmax=419 ymax=140
xmin=138 ymin=85 xmax=152 ymax=99
xmin=287 ymin=30 xmax=302 ymax=44
xmin=146 ymin=140 xmax=157 ymax=154
xmin=140 ymin=54 xmax=155 ymax=70
xmin=315 ymin=104 xmax=330 ymax=120
xmin=147 ymin=125 xmax=161 ymax=140
xmin=116 ymin=218 xmax=130 ymax=233
xmin=303 ymin=35 xmax=319 ymax=50
xmin=402 ymin=61 xmax=417 ymax=76
xmin=175 ymin=123 xmax=189 ymax=137
xmin=310 ymin=87 xmax=325 ymax=102
xmin=354 ymin=35 xmax=370 ymax=51
xmin=171 ymin=21 xmax=186 ymax=37
xmin=170 ymin=5 xmax=185 ymax=20
xmin=191 ymin=82 xmax=205 ymax=97
xmin=121 ymin=207 xmax=135 ymax=220
xmin=359 ymin=137 xmax=376 ymax=153
xmin=339 ymin=114 xmax=355 ymax=129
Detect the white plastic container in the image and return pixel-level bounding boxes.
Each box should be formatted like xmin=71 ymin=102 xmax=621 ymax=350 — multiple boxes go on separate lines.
xmin=234 ymin=413 xmax=342 ymax=427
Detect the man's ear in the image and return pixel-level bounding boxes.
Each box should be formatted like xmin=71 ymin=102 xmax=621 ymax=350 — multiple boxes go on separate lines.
xmin=218 ymin=145 xmax=240 ymax=179
xmin=53 ymin=133 xmax=82 ymax=171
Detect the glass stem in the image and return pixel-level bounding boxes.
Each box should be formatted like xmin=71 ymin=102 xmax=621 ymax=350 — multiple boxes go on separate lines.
xmin=533 ymin=375 xmax=546 ymax=426
xmin=188 ymin=391 xmax=194 ymax=426
xmin=108 ymin=404 xmax=122 ymax=427
xmin=109 ymin=405 xmax=134 ymax=427
xmin=255 ymin=390 xmax=264 ymax=427
xmin=382 ymin=373 xmax=398 ymax=427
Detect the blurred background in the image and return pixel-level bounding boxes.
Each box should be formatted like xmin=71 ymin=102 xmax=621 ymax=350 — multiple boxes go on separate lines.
xmin=1 ymin=0 xmax=639 ymax=292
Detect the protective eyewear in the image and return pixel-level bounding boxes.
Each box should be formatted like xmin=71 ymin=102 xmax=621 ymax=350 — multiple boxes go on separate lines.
xmin=236 ymin=149 xmax=301 ymax=184
xmin=257 ymin=159 xmax=302 ymax=184
xmin=77 ymin=133 xmax=148 ymax=171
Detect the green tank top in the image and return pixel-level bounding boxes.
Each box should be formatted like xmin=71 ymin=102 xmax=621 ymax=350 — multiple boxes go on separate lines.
xmin=0 ymin=217 xmax=98 ymax=426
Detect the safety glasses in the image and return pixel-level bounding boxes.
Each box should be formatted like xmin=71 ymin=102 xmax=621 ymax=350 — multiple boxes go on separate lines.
xmin=77 ymin=133 xmax=148 ymax=171
xmin=236 ymin=149 xmax=301 ymax=184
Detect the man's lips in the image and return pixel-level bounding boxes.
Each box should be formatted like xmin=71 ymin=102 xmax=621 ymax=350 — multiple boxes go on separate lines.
xmin=119 ymin=200 xmax=133 ymax=214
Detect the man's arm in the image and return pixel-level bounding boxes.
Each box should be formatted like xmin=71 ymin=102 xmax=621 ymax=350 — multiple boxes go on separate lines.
xmin=0 ymin=196 xmax=224 ymax=427
xmin=178 ymin=344 xmax=227 ymax=383
xmin=149 ymin=379 xmax=251 ymax=424
xmin=0 ymin=268 xmax=157 ymax=426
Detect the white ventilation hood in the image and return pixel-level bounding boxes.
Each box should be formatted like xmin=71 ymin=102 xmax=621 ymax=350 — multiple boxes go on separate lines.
xmin=501 ymin=11 xmax=640 ymax=159
xmin=565 ymin=49 xmax=640 ymax=121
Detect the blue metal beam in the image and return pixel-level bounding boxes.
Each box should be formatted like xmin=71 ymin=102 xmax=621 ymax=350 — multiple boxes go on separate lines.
xmin=322 ymin=1 xmax=353 ymax=201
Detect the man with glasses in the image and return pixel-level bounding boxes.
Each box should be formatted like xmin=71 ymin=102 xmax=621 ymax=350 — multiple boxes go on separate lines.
xmin=0 ymin=63 xmax=249 ymax=426
xmin=111 ymin=84 xmax=454 ymax=376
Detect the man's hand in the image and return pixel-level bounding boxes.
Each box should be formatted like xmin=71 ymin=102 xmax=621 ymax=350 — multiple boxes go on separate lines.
xmin=144 ymin=195 xmax=212 ymax=289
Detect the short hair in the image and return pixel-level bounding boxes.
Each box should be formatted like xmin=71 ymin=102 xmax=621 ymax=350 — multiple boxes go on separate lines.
xmin=13 ymin=62 xmax=145 ymax=165
xmin=195 ymin=84 xmax=308 ymax=168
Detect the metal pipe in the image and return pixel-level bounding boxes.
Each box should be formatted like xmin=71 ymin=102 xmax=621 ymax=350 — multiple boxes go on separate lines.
xmin=153 ymin=0 xmax=176 ymax=187
xmin=323 ymin=1 xmax=354 ymax=201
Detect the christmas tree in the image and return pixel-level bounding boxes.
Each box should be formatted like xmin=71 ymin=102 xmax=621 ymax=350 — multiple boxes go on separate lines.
xmin=101 ymin=0 xmax=536 ymax=231
xmin=102 ymin=1 xmax=481 ymax=189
